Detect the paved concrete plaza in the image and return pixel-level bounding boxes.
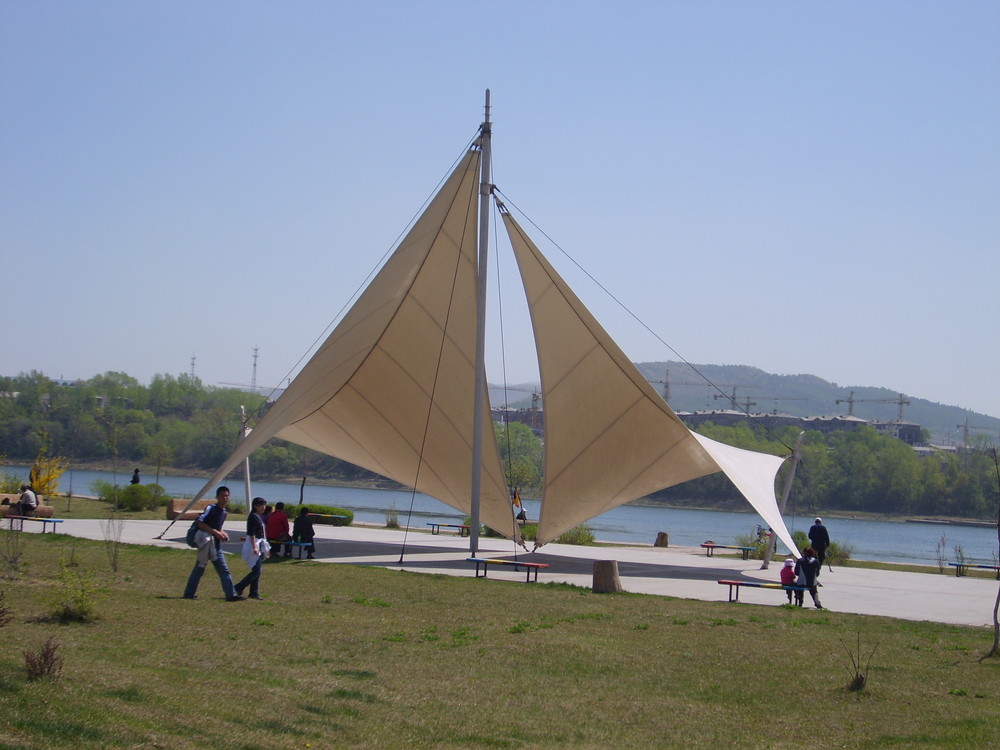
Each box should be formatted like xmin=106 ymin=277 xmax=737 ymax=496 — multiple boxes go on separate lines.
xmin=19 ymin=517 xmax=998 ymax=628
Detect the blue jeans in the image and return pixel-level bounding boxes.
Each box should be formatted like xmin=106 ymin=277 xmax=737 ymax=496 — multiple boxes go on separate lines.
xmin=234 ymin=555 xmax=263 ymax=597
xmin=184 ymin=544 xmax=236 ymax=599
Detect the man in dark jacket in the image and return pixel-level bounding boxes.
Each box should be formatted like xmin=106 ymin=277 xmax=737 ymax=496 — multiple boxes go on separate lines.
xmin=183 ymin=486 xmax=243 ymax=601
xmin=794 ymin=547 xmax=823 ymax=609
xmin=293 ymin=505 xmax=316 ymax=560
xmin=808 ymin=517 xmax=831 ymax=574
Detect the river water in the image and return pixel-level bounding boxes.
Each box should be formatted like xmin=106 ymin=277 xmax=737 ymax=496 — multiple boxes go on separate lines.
xmin=15 ymin=466 xmax=1000 ymax=568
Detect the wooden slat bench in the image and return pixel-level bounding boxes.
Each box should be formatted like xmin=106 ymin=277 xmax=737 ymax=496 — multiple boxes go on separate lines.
xmin=428 ymin=522 xmax=471 ymax=537
xmin=717 ymin=579 xmax=808 ymax=603
xmin=701 ymin=543 xmax=755 ymax=560
xmin=948 ymin=562 xmax=1000 ymax=580
xmin=467 ymin=557 xmax=549 ymax=583
xmin=6 ymin=516 xmax=65 ymax=534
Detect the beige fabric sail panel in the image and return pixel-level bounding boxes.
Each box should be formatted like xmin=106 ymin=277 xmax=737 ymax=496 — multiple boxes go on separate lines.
xmin=188 ymin=150 xmax=518 ymax=542
xmin=691 ymin=432 xmax=798 ymax=556
xmin=502 ymin=212 xmax=721 ymax=546
xmin=503 ymin=211 xmax=797 ymax=549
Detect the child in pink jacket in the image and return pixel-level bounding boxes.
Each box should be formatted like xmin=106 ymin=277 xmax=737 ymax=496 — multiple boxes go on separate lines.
xmin=780 ymin=558 xmax=797 ymax=603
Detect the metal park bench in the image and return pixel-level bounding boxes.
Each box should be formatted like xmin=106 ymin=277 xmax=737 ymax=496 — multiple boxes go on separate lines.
xmin=428 ymin=522 xmax=471 ymax=536
xmin=948 ymin=562 xmax=1000 ymax=580
xmin=717 ymin=579 xmax=809 ymax=603
xmin=701 ymin=543 xmax=756 ymax=560
xmin=467 ymin=557 xmax=549 ymax=583
xmin=5 ymin=516 xmax=65 ymax=534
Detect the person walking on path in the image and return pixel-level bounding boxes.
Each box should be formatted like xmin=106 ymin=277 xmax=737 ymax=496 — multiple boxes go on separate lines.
xmin=183 ymin=486 xmax=244 ymax=601
xmin=235 ymin=497 xmax=269 ymax=599
xmin=794 ymin=547 xmax=823 ymax=609
xmin=808 ymin=517 xmax=831 ymax=575
xmin=293 ymin=505 xmax=316 ymax=560
xmin=265 ymin=501 xmax=293 ymax=558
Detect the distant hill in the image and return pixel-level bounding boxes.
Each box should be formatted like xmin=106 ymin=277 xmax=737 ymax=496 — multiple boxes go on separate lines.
xmin=491 ymin=361 xmax=1000 ymax=447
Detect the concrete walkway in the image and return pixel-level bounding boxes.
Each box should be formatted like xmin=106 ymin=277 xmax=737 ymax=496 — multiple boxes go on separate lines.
xmin=21 ymin=517 xmax=999 ymax=628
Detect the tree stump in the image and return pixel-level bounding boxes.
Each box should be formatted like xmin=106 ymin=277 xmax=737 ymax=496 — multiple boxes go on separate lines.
xmin=654 ymin=531 xmax=669 ymax=547
xmin=592 ymin=559 xmax=623 ymax=593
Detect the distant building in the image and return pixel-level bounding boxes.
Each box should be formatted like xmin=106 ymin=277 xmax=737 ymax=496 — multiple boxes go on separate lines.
xmin=869 ymin=420 xmax=923 ymax=445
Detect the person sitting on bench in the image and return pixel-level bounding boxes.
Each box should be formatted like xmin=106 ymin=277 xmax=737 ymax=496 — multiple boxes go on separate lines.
xmin=780 ymin=558 xmax=797 ymax=603
xmin=265 ymin=501 xmax=293 ymax=558
xmin=293 ymin=505 xmax=316 ymax=560
xmin=14 ymin=484 xmax=38 ymax=517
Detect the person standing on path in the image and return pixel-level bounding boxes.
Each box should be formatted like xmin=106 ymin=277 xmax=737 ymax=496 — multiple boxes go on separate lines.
xmin=808 ymin=517 xmax=831 ymax=575
xmin=183 ymin=486 xmax=244 ymax=601
xmin=794 ymin=547 xmax=822 ymax=609
xmin=235 ymin=497 xmax=268 ymax=599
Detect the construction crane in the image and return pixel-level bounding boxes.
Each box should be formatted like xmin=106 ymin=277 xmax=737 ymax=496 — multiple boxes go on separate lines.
xmin=755 ymin=395 xmax=809 ymax=414
xmin=645 ymin=369 xmax=715 ymax=404
xmin=495 ymin=386 xmax=542 ymax=431
xmin=956 ymin=417 xmax=996 ymax=446
xmin=711 ymin=385 xmax=762 ymax=411
xmin=835 ymin=391 xmax=911 ymax=420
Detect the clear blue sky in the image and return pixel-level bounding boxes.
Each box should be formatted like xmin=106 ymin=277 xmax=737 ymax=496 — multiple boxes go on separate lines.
xmin=3 ymin=2 xmax=998 ymax=420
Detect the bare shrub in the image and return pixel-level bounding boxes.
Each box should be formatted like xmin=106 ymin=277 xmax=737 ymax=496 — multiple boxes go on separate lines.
xmin=24 ymin=637 xmax=64 ymax=681
xmin=1 ymin=525 xmax=24 ymax=578
xmin=935 ymin=533 xmax=948 ymax=573
xmin=102 ymin=513 xmax=125 ymax=572
xmin=836 ymin=632 xmax=878 ymax=692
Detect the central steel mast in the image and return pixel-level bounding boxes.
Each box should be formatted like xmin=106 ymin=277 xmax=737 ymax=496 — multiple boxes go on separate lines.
xmin=470 ymin=89 xmax=492 ymax=555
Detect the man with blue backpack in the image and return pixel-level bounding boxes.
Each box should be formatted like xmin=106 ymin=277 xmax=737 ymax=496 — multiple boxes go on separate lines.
xmin=182 ymin=486 xmax=244 ymax=601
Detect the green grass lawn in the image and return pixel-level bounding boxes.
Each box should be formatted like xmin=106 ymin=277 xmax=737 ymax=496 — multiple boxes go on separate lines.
xmin=1 ymin=529 xmax=998 ymax=749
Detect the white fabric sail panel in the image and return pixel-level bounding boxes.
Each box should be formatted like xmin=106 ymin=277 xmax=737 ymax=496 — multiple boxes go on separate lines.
xmin=189 ymin=150 xmax=518 ymax=542
xmin=690 ymin=432 xmax=798 ymax=556
xmin=502 ymin=213 xmax=721 ymax=546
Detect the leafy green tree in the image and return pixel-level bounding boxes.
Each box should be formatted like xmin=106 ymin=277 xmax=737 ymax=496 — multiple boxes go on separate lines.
xmin=495 ymin=421 xmax=542 ymax=492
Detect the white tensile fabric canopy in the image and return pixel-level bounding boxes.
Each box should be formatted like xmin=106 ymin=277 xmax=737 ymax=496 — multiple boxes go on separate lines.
xmin=178 ymin=143 xmax=798 ymax=557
